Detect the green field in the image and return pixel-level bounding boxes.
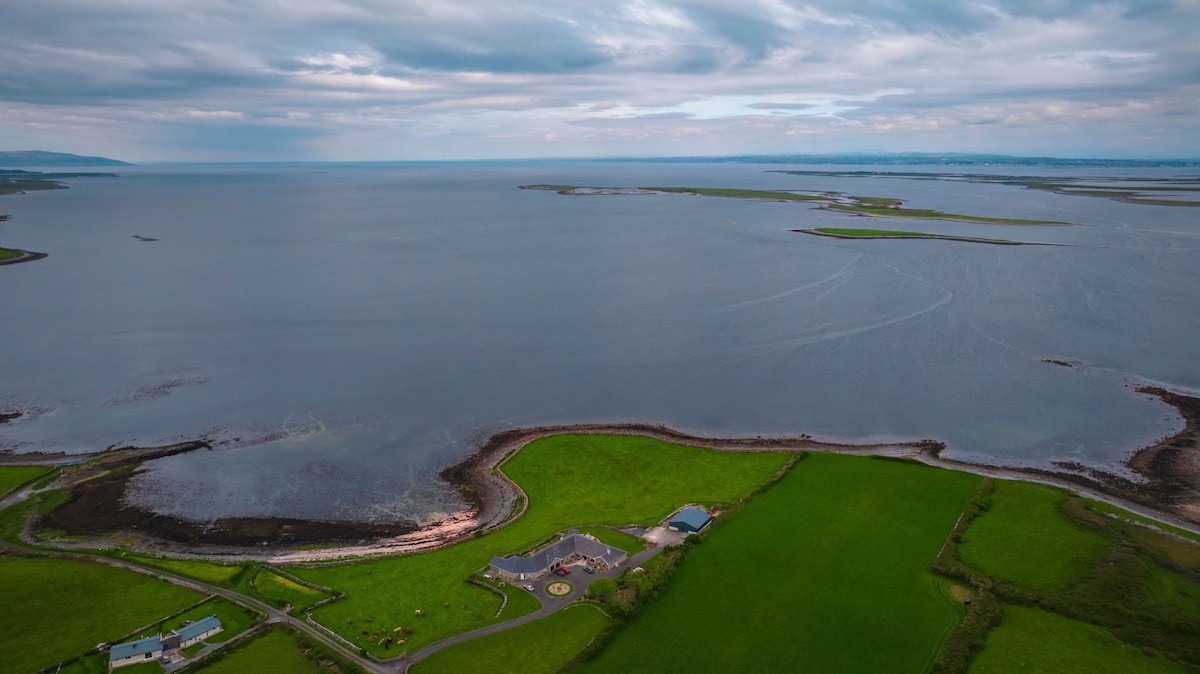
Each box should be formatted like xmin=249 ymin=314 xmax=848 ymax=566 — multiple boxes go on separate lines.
xmin=0 ymin=247 xmax=21 ymax=261
xmin=120 ymin=554 xmax=247 ymax=585
xmin=193 ymin=626 xmax=363 ymax=674
xmin=958 ymin=481 xmax=1111 ymax=593
xmin=291 ymin=435 xmax=792 ymax=657
xmin=0 ymin=465 xmax=52 ymax=496
xmin=577 ymin=527 xmax=646 ymax=555
xmin=252 ymin=567 xmax=333 ymax=611
xmin=968 ymin=606 xmax=1186 ymax=673
xmin=413 ymin=603 xmax=609 ymax=674
xmin=0 ymin=556 xmax=203 ymax=674
xmin=577 ymin=453 xmax=980 ymax=673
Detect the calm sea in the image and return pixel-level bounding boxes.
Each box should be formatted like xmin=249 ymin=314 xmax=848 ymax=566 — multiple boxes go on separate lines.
xmin=2 ymin=161 xmax=1197 ymax=523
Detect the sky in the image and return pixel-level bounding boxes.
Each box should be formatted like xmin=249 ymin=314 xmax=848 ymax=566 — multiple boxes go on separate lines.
xmin=1 ymin=0 xmax=1198 ymax=162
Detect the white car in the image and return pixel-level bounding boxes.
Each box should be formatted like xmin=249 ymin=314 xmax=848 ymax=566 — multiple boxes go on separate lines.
xmin=524 ymin=583 xmax=535 ymax=591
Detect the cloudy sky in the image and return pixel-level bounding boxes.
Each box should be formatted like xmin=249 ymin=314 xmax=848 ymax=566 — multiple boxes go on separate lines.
xmin=1 ymin=0 xmax=1197 ymax=161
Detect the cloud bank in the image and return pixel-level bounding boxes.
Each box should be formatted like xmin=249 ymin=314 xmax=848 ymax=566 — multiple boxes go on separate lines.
xmin=1 ymin=0 xmax=1196 ymax=160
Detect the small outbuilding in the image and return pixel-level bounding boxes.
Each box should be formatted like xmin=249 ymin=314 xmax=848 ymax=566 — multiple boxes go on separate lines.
xmin=109 ymin=636 xmax=163 ymax=670
xmin=668 ymin=506 xmax=712 ymax=534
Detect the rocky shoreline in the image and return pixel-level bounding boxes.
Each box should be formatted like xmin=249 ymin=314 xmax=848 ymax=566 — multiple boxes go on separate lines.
xmin=8 ymin=388 xmax=1199 ymax=561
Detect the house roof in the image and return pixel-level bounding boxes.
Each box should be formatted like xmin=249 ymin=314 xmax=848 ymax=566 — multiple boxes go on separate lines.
xmin=670 ymin=506 xmax=712 ymax=530
xmin=490 ymin=533 xmax=626 ymax=575
xmin=172 ymin=615 xmax=222 ymax=642
xmin=109 ymin=635 xmax=162 ymax=661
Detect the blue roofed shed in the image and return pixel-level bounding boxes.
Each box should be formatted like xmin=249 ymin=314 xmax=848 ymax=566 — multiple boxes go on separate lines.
xmin=109 ymin=635 xmax=163 ymax=669
xmin=668 ymin=506 xmax=712 ymax=534
xmin=170 ymin=615 xmax=223 ymax=648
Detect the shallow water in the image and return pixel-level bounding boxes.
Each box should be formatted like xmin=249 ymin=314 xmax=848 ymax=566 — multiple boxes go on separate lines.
xmin=1 ymin=161 xmax=1197 ymax=523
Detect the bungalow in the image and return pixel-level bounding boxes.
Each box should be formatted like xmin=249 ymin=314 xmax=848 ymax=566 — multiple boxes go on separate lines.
xmin=171 ymin=615 xmax=223 ymax=649
xmin=108 ymin=636 xmax=163 ymax=670
xmin=489 ymin=529 xmax=627 ymax=582
xmin=108 ymin=616 xmax=223 ymax=670
xmin=668 ymin=506 xmax=712 ymax=534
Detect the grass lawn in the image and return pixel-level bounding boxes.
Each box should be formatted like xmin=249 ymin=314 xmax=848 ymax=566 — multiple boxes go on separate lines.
xmin=413 ymin=603 xmax=609 ymax=674
xmin=958 ymin=480 xmax=1111 ymax=593
xmin=0 ymin=465 xmax=53 ymax=497
xmin=144 ymin=597 xmax=258 ymax=643
xmin=252 ymin=567 xmax=333 ymax=611
xmin=291 ymin=435 xmax=792 ymax=657
xmin=194 ymin=627 xmax=338 ymax=674
xmin=577 ymin=453 xmax=980 ymax=673
xmin=119 ymin=554 xmax=247 ymax=586
xmin=968 ymin=606 xmax=1186 ymax=673
xmin=0 ymin=556 xmax=203 ymax=674
xmin=577 ymin=527 xmax=646 ymax=555
xmin=0 ymin=247 xmax=21 ymax=261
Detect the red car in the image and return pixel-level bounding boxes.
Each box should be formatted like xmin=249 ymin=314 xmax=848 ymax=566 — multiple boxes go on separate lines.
xmin=554 ymin=567 xmax=570 ymax=576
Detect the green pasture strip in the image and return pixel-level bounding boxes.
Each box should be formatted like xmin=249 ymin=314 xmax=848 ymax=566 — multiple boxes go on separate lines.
xmin=829 ymin=203 xmax=1065 ymax=224
xmin=252 ymin=567 xmax=333 ymax=612
xmin=815 ymin=227 xmax=937 ymax=237
xmin=576 ymin=527 xmax=646 ymax=555
xmin=577 ymin=453 xmax=980 ymax=673
xmin=958 ymin=480 xmax=1111 ymax=593
xmin=290 ymin=434 xmax=792 ymax=657
xmin=189 ymin=625 xmax=365 ymax=674
xmin=0 ymin=465 xmax=53 ymax=497
xmin=968 ymin=606 xmax=1186 ymax=674
xmin=413 ymin=603 xmax=609 ymax=674
xmin=0 ymin=556 xmax=202 ymax=674
xmin=1084 ymin=499 xmax=1200 ymax=544
xmin=0 ymin=248 xmax=22 ymax=261
xmin=119 ymin=554 xmax=247 ymax=586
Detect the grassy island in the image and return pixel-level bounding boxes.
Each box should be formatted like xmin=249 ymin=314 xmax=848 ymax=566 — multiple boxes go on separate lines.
xmin=520 ymin=184 xmax=1071 ymax=225
xmin=799 ymin=228 xmax=1029 ymax=245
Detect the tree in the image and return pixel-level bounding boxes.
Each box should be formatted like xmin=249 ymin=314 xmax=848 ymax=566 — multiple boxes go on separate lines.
xmin=586 ymin=577 xmax=617 ymax=603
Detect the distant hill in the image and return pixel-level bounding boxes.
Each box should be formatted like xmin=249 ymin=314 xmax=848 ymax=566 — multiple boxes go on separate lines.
xmin=593 ymin=152 xmax=1200 ymax=168
xmin=0 ymin=151 xmax=131 ymax=167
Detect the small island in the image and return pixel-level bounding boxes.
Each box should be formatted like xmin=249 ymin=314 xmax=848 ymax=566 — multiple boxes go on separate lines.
xmin=796 ymin=227 xmax=1036 ymax=245
xmin=520 ymin=184 xmax=1072 ymax=225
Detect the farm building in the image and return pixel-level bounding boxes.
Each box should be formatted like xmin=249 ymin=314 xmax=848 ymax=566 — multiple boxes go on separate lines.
xmin=108 ymin=635 xmax=163 ymax=669
xmin=108 ymin=616 xmax=223 ymax=669
xmin=490 ymin=529 xmax=627 ymax=581
xmin=171 ymin=615 xmax=223 ymax=648
xmin=668 ymin=506 xmax=712 ymax=534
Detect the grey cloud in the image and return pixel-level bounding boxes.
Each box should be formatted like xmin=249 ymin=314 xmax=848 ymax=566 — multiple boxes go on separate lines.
xmin=747 ymin=102 xmax=818 ymax=110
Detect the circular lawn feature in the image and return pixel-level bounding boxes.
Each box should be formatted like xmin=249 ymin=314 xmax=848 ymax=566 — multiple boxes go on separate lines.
xmin=546 ymin=582 xmax=573 ymax=597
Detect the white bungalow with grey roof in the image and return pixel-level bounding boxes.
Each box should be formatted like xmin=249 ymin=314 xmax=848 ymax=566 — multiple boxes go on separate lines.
xmin=489 ymin=529 xmax=627 ymax=581
xmin=109 ymin=635 xmax=163 ymax=669
xmin=668 ymin=506 xmax=712 ymax=534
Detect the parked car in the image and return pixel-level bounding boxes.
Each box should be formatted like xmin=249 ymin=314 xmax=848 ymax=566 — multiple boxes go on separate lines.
xmin=524 ymin=584 xmax=535 ymax=591
xmin=582 ymin=566 xmax=595 ymax=574
xmin=560 ymin=566 xmax=571 ymax=575
xmin=553 ymin=568 xmax=567 ymax=576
